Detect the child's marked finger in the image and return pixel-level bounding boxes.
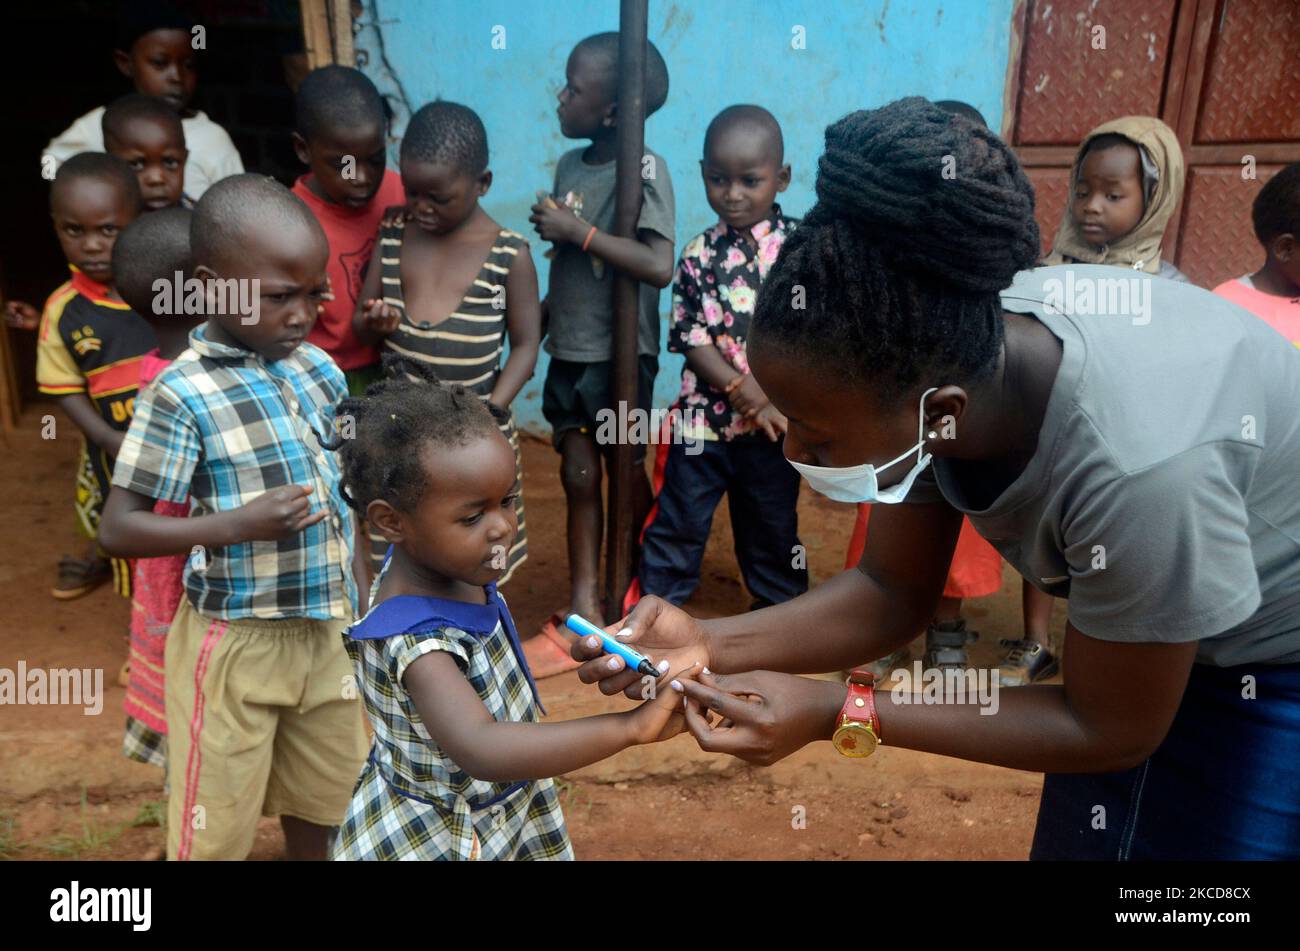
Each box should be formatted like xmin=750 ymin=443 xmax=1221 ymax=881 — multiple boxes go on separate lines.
xmin=679 ymin=678 xmax=756 ymax=723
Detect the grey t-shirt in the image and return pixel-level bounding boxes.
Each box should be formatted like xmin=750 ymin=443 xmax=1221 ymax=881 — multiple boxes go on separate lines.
xmin=908 ymin=264 xmax=1300 ymax=666
xmin=544 ymin=146 xmax=675 ymax=362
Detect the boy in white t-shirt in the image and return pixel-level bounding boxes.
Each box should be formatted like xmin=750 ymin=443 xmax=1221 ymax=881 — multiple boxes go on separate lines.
xmin=42 ymin=2 xmax=243 ymax=199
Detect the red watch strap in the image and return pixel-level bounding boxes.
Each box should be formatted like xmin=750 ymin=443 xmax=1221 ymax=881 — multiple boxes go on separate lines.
xmin=843 ymin=670 xmax=882 ymax=742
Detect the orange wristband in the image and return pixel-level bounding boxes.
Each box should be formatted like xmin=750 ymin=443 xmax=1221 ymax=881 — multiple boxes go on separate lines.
xmin=724 ymin=374 xmax=746 ymax=394
xmin=581 ymin=225 xmax=598 ymax=252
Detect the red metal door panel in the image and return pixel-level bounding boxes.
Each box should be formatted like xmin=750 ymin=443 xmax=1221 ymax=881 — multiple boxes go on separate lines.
xmin=1171 ymin=165 xmax=1277 ymax=288
xmin=1026 ymin=167 xmax=1072 ymax=257
xmin=1009 ymin=0 xmax=1299 ymax=284
xmin=1194 ymin=0 xmax=1300 ymax=143
xmin=1013 ymin=0 xmax=1179 ymax=146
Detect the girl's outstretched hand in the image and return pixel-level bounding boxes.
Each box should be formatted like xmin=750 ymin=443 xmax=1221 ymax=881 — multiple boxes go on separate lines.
xmin=627 ymin=662 xmax=703 ymax=745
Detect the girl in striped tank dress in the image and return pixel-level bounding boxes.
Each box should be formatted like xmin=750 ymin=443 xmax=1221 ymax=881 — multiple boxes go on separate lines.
xmin=354 ymin=101 xmax=541 ymax=585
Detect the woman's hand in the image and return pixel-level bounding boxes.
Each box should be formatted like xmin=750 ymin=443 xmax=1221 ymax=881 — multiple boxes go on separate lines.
xmin=571 ymin=595 xmax=713 ymax=700
xmin=680 ymin=669 xmax=847 ymax=766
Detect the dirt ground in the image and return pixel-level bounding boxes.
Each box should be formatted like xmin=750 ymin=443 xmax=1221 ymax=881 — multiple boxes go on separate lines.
xmin=0 ymin=403 xmax=1062 ymax=860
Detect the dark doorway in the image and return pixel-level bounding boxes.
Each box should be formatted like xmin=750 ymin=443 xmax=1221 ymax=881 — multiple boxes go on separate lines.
xmin=2 ymin=0 xmax=306 ymax=403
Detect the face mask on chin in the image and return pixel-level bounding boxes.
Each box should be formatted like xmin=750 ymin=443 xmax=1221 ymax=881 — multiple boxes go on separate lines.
xmin=788 ymin=387 xmax=939 ymax=504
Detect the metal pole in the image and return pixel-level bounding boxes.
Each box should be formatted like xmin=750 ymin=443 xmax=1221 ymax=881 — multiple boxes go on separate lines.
xmin=604 ymin=0 xmax=648 ymax=622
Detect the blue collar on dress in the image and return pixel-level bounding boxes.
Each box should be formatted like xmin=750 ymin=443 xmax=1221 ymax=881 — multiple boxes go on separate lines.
xmin=348 ymin=569 xmax=543 ymax=711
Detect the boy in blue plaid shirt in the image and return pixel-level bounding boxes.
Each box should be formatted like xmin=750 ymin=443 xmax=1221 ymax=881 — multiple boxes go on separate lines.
xmin=100 ymin=174 xmax=369 ymax=860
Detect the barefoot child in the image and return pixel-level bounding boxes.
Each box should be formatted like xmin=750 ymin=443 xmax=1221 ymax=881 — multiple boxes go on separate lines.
xmin=529 ymin=32 xmax=676 ymax=621
xmin=1213 ymin=161 xmax=1300 ymax=345
xmin=108 ymin=207 xmax=199 ymax=771
xmin=43 ymin=1 xmax=243 ymax=199
xmin=103 ymin=93 xmax=191 ymax=211
xmin=326 ymin=359 xmax=696 ymax=860
xmin=100 ymin=174 xmax=368 ymax=860
xmin=634 ymin=105 xmax=807 ymax=612
xmin=35 ymin=154 xmax=155 ymax=605
xmin=291 ymin=66 xmax=405 ymax=394
xmin=354 ymin=101 xmax=541 ymax=584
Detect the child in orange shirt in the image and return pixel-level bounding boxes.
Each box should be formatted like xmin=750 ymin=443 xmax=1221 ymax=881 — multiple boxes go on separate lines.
xmin=1213 ymin=162 xmax=1300 ymax=345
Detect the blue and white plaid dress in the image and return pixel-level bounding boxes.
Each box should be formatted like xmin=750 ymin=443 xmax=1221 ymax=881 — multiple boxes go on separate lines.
xmin=333 ymin=558 xmax=573 ymax=861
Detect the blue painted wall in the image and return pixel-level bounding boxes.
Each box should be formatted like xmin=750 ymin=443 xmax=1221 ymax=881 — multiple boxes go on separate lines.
xmin=358 ymin=0 xmax=1016 ymax=434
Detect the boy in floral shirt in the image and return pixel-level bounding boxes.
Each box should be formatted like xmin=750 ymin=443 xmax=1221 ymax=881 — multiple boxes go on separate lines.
xmin=633 ymin=105 xmax=807 ymax=611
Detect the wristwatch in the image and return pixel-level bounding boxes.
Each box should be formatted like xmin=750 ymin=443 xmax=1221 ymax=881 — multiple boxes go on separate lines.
xmin=831 ymin=668 xmax=881 ymax=758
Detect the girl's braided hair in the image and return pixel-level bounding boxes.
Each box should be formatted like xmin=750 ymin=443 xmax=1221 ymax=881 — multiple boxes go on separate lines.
xmin=324 ymin=353 xmax=509 ymax=515
xmin=752 ymin=97 xmax=1041 ymax=403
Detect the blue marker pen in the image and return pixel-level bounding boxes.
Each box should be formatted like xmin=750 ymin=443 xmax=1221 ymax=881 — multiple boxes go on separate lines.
xmin=564 ymin=614 xmax=661 ymax=678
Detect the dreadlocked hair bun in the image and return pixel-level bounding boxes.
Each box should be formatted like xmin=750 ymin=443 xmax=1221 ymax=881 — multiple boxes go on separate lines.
xmin=324 ymin=353 xmax=507 ymax=515
xmin=753 ymin=96 xmax=1041 ymax=400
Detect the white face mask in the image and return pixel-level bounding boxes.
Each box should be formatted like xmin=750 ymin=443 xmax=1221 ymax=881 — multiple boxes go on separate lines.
xmin=788 ymin=387 xmax=939 ymax=505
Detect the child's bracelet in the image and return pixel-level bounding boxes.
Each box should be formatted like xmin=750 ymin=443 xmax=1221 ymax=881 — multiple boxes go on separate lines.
xmin=724 ymin=374 xmax=746 ymax=394
xmin=581 ymin=225 xmax=598 ymax=252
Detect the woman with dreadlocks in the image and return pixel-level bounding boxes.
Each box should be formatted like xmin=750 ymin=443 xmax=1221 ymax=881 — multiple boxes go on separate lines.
xmin=571 ymin=97 xmax=1300 ymax=860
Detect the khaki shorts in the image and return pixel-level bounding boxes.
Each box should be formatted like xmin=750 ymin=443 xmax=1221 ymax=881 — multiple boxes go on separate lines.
xmin=165 ymin=598 xmax=368 ymax=860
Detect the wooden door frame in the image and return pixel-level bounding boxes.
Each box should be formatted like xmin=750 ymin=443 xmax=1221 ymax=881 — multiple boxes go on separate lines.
xmin=300 ymin=0 xmax=354 ymax=70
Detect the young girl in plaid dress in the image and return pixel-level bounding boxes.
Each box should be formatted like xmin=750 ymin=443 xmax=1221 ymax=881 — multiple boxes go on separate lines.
xmin=328 ymin=358 xmax=696 ymax=860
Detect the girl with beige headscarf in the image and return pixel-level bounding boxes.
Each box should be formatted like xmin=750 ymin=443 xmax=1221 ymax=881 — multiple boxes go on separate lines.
xmin=1043 ymin=115 xmax=1188 ymax=281
xmin=1028 ymin=116 xmax=1190 ymax=672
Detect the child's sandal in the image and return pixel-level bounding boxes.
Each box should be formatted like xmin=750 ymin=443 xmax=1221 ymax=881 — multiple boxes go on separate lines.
xmin=52 ymin=555 xmax=111 ymax=600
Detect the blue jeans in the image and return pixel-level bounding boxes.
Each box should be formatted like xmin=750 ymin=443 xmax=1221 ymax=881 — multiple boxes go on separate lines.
xmin=1031 ymin=660 xmax=1300 ymax=859
xmin=639 ymin=435 xmax=807 ymax=608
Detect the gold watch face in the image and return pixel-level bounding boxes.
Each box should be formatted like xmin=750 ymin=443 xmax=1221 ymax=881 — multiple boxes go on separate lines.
xmin=832 ymin=720 xmax=878 ymax=758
